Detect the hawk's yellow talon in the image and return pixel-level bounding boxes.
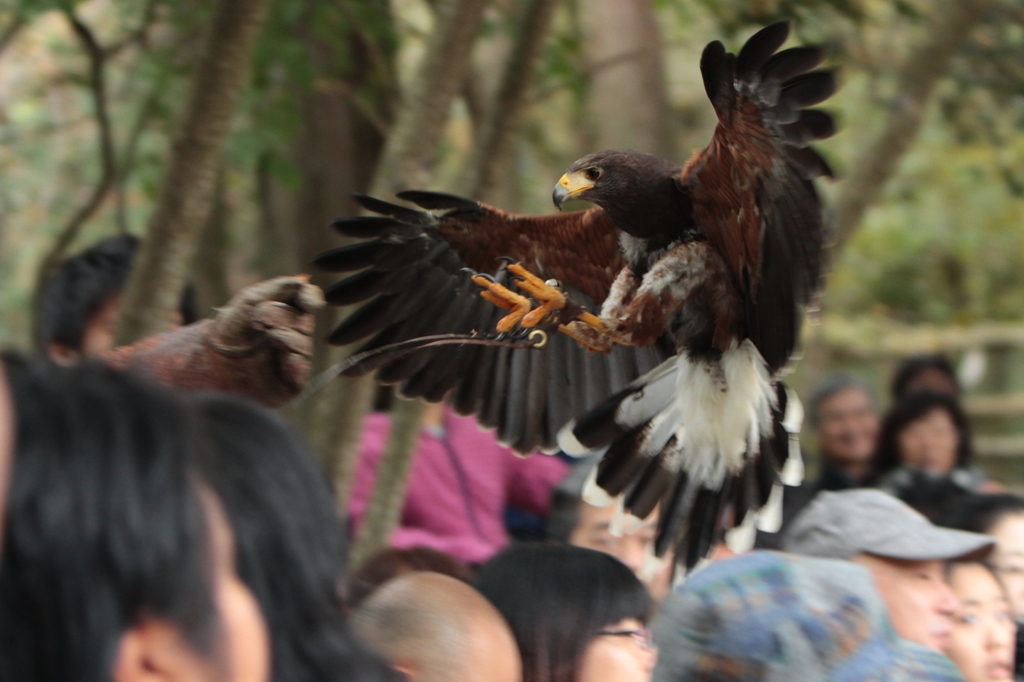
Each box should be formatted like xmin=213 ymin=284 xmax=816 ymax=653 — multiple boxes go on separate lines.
xmin=472 ymin=274 xmax=531 ymax=332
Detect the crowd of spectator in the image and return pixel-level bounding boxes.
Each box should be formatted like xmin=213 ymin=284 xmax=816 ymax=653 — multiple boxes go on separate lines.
xmin=4 ymin=234 xmax=1024 ymax=682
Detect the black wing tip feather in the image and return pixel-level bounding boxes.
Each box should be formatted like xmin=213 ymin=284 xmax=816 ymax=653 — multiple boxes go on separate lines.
xmin=351 ymin=193 xmax=434 ymax=225
xmin=735 ymin=21 xmax=790 ymax=79
xmin=397 ymin=190 xmax=480 ymax=214
xmin=312 ymin=241 xmax=396 ymax=273
xmin=780 ymin=70 xmax=837 ymax=110
xmin=699 ymin=41 xmax=731 ymax=114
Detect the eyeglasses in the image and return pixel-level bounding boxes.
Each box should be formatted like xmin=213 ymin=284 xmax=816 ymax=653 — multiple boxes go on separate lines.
xmin=598 ymin=627 xmax=656 ymax=651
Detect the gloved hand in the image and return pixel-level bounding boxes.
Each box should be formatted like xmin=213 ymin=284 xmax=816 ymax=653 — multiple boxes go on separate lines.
xmin=103 ymin=276 xmax=325 ymax=406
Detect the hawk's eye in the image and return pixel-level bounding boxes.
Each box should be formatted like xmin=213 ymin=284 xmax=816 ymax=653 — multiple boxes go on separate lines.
xmin=585 ymin=167 xmax=602 ymax=181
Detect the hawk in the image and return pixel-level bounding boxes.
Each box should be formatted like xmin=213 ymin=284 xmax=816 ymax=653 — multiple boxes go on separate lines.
xmin=317 ymin=22 xmax=835 ymax=567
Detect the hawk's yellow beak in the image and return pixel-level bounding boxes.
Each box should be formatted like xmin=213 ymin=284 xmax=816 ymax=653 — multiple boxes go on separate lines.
xmin=552 ymin=171 xmax=596 ymax=209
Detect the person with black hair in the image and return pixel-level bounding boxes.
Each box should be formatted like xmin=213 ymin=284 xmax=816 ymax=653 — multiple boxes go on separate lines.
xmin=892 ymin=354 xmax=960 ymax=400
xmin=475 ymin=544 xmax=656 ymax=682
xmin=0 ymin=359 xmax=269 ymax=682
xmin=547 ymin=459 xmax=673 ymax=602
xmin=942 ymin=495 xmax=1024 ymax=619
xmin=944 ymin=561 xmax=1016 ymax=682
xmin=38 ymin=235 xmax=325 ymax=408
xmin=873 ymin=391 xmax=990 ymax=519
xmin=941 ymin=494 xmax=1024 ymax=680
xmin=192 ymin=393 xmax=399 ymax=682
xmin=38 ymin=234 xmax=197 ymax=363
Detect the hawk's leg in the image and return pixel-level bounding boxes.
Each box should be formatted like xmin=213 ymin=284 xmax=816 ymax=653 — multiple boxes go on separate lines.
xmin=556 ymin=266 xmax=638 ymax=352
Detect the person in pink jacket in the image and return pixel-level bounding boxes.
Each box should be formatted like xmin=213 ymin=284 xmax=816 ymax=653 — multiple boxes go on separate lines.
xmin=350 ymin=402 xmax=569 ymax=565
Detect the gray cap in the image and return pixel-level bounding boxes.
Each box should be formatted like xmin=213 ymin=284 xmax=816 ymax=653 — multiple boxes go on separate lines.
xmin=783 ymin=489 xmax=993 ymax=561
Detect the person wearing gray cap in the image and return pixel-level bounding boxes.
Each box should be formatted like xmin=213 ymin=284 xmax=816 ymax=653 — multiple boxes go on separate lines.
xmin=783 ymin=489 xmax=995 ymax=652
xmin=651 ymin=551 xmax=964 ymax=682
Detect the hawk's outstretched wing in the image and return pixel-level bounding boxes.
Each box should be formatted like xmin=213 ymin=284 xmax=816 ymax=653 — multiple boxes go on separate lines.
xmin=316 ymin=192 xmax=674 ymax=453
xmin=681 ymin=22 xmax=835 ymax=373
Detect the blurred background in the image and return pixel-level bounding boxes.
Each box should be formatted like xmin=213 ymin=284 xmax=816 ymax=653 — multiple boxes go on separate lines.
xmin=1 ymin=0 xmax=1023 ymax=482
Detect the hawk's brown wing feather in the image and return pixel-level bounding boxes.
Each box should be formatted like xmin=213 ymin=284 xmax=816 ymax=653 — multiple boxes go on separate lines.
xmin=316 ymin=191 xmax=672 ymax=453
xmin=426 ymin=198 xmax=625 ymax=305
xmin=680 ymin=22 xmax=835 ymax=373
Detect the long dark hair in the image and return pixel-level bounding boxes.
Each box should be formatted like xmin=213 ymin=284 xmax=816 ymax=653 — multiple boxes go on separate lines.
xmin=0 ymin=359 xmax=218 ymax=682
xmin=873 ymin=390 xmax=972 ymax=478
xmin=475 ymin=544 xmax=651 ymax=682
xmin=193 ymin=393 xmax=395 ymax=682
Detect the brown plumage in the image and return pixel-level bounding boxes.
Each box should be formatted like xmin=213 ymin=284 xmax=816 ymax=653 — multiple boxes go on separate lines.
xmin=434 ymin=204 xmax=623 ymax=306
xmin=317 ymin=21 xmax=836 ymax=566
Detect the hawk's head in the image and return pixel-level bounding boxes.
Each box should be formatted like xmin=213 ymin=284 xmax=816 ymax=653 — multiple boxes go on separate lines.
xmin=552 ymin=150 xmax=687 ymax=239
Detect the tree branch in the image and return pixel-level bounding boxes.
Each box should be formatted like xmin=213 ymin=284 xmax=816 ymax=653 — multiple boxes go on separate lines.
xmin=348 ymin=397 xmax=424 ymax=569
xmin=115 ymin=0 xmax=270 ymax=344
xmin=32 ymin=11 xmax=117 ymax=345
xmin=459 ymin=0 xmax=558 ymax=199
xmin=367 ymin=0 xmax=489 ymax=195
xmin=832 ymin=0 xmax=994 ymax=249
xmin=0 ymin=14 xmax=24 ymax=59
xmin=103 ymin=0 xmax=157 ymax=58
xmin=114 ymin=92 xmax=160 ymax=232
xmin=339 ymin=0 xmax=489 ymax=564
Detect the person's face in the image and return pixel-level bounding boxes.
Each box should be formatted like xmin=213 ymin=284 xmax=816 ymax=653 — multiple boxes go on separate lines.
xmin=204 ymin=493 xmax=270 ymax=682
xmin=853 ymin=554 xmax=959 ymax=651
xmin=897 ymin=408 xmax=959 ymax=475
xmin=0 ymin=364 xmax=12 ymax=550
xmin=113 ymin=493 xmax=270 ymax=682
xmin=987 ymin=512 xmax=1024 ymax=618
xmin=459 ymin=613 xmax=522 ymax=682
xmin=578 ymin=618 xmax=656 ymax=682
xmin=48 ymin=293 xmax=123 ymax=365
xmin=81 ymin=292 xmax=124 ymax=356
xmin=569 ymin=503 xmax=673 ymax=601
xmin=48 ymin=291 xmax=186 ymax=365
xmin=816 ymin=388 xmax=879 ymax=467
xmin=945 ymin=563 xmax=1015 ymax=682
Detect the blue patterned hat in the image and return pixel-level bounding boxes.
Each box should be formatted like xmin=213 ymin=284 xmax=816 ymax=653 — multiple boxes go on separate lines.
xmin=652 ymin=551 xmax=963 ymax=682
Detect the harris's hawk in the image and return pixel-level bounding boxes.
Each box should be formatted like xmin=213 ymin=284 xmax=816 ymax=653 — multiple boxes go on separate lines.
xmin=316 ymin=22 xmax=835 ymax=567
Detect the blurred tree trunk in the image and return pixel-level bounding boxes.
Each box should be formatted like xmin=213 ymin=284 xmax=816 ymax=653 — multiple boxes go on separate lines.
xmin=115 ymin=0 xmax=269 ymax=344
xmin=459 ymin=0 xmax=558 ymax=200
xmin=832 ymin=0 xmax=993 ymax=249
xmin=190 ymin=166 xmax=232 ymax=317
xmin=286 ymin=82 xmax=384 ymax=513
xmin=344 ymin=0 xmax=490 ymax=567
xmin=367 ymin=0 xmax=489 ymax=195
xmin=0 ymin=15 xmax=24 ymax=60
xmin=256 ymin=4 xmax=393 ymax=515
xmin=580 ymin=0 xmax=674 ymax=157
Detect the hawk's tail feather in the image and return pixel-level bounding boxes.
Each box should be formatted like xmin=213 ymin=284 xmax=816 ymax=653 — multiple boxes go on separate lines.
xmin=558 ymin=356 xmax=679 ymax=454
xmin=560 ymin=344 xmax=804 ymax=571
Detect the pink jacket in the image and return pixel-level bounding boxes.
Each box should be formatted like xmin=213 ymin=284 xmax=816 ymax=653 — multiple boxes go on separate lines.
xmin=350 ymin=408 xmax=569 ymax=564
